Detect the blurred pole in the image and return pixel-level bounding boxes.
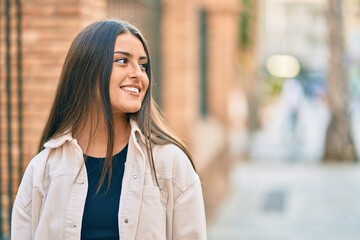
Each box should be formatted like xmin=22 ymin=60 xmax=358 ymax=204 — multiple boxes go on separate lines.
xmin=324 ymin=0 xmax=357 ymax=161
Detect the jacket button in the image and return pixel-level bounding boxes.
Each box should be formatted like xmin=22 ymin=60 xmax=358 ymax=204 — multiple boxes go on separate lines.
xmin=124 ymin=219 xmax=129 ymax=224
xmin=133 ymin=175 xmax=137 ymax=179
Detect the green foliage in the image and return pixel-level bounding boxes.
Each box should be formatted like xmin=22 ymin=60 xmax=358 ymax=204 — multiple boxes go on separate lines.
xmin=240 ymin=0 xmax=251 ymax=50
xmin=265 ymin=76 xmax=283 ymax=97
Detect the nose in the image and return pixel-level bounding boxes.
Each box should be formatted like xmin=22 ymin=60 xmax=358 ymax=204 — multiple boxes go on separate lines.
xmin=129 ymin=64 xmax=143 ymax=79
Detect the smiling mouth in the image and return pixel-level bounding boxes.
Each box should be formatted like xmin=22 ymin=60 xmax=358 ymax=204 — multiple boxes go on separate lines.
xmin=121 ymin=86 xmax=140 ymax=93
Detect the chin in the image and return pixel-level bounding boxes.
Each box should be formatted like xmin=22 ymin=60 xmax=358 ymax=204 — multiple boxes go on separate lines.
xmin=125 ymin=106 xmax=142 ymax=114
xmin=112 ymin=102 xmax=143 ymax=115
xmin=112 ymin=107 xmax=141 ymax=116
xmin=126 ymin=109 xmax=141 ymax=114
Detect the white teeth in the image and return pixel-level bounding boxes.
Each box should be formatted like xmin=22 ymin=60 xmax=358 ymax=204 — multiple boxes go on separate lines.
xmin=122 ymin=87 xmax=140 ymax=93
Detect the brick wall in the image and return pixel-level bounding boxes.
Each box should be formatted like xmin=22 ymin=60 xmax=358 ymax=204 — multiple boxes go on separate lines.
xmin=161 ymin=0 xmax=240 ymax=138
xmin=161 ymin=0 xmax=200 ymax=141
xmin=204 ymin=0 xmax=241 ymax=124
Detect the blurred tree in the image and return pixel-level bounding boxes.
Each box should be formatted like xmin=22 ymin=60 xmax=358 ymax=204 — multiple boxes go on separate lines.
xmin=238 ymin=0 xmax=259 ymax=153
xmin=324 ymin=0 xmax=358 ymax=161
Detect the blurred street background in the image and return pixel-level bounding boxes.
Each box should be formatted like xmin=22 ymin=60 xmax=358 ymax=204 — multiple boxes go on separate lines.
xmin=1 ymin=0 xmax=360 ymax=239
xmin=208 ymin=104 xmax=360 ymax=240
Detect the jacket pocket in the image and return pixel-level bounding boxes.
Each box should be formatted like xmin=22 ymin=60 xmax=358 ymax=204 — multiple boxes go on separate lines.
xmin=136 ymin=186 xmax=167 ymax=240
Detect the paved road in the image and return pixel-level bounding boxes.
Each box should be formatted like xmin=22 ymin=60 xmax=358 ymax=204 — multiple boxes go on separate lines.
xmin=207 ymin=162 xmax=360 ymax=240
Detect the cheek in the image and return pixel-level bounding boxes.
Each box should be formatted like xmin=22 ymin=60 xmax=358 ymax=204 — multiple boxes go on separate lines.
xmin=109 ymin=78 xmax=116 ymax=91
xmin=109 ymin=81 xmax=120 ymax=103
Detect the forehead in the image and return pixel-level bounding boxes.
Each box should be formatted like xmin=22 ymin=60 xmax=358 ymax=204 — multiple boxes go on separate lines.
xmin=114 ymin=32 xmax=146 ymax=55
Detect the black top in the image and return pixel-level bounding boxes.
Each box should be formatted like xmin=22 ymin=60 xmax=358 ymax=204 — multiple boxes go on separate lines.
xmin=81 ymin=145 xmax=128 ymax=240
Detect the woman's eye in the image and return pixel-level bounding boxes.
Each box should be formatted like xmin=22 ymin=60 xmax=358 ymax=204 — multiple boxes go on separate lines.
xmin=114 ymin=58 xmax=127 ymax=64
xmin=139 ymin=63 xmax=148 ymax=70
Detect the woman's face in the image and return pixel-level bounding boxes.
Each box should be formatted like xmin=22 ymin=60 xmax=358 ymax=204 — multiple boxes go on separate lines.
xmin=109 ymin=32 xmax=149 ymax=116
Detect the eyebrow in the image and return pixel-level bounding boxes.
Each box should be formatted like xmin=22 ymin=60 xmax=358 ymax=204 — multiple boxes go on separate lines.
xmin=114 ymin=51 xmax=148 ymax=60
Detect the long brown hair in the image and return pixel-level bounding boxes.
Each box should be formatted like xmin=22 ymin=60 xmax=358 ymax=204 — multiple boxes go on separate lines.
xmin=39 ymin=19 xmax=195 ymax=190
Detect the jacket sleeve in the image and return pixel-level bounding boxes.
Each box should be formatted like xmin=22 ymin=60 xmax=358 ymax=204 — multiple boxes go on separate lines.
xmin=172 ymin=178 xmax=207 ymax=240
xmin=11 ymin=163 xmax=34 ymax=239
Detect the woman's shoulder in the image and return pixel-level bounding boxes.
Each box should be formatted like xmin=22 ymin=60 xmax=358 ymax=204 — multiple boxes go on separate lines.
xmin=153 ymin=143 xmax=185 ymax=156
xmin=153 ymin=143 xmax=190 ymax=166
xmin=26 ymin=134 xmax=80 ymax=174
xmin=16 ymin=148 xmax=52 ymax=203
xmin=27 ymin=148 xmax=52 ymax=169
xmin=28 ymin=134 xmax=72 ymax=166
xmin=152 ymin=143 xmax=198 ymax=186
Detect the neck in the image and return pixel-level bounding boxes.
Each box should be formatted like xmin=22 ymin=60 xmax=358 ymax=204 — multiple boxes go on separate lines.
xmin=74 ymin=114 xmax=130 ymax=157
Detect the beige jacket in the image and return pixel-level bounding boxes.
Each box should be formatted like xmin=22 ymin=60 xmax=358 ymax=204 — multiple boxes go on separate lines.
xmin=11 ymin=120 xmax=207 ymax=240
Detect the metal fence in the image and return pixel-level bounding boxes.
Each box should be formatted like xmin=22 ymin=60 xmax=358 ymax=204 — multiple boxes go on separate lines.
xmin=0 ymin=0 xmax=23 ymax=238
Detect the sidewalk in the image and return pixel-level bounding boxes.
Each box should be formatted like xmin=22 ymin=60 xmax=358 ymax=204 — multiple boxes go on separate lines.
xmin=207 ymin=162 xmax=360 ymax=240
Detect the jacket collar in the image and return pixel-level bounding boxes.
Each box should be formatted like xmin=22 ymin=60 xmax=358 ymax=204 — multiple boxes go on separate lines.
xmin=43 ymin=132 xmax=74 ymax=149
xmin=43 ymin=118 xmax=146 ymax=149
xmin=129 ymin=118 xmax=147 ymax=144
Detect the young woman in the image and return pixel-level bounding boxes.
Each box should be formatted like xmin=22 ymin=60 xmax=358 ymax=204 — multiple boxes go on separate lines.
xmin=11 ymin=19 xmax=206 ymax=240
